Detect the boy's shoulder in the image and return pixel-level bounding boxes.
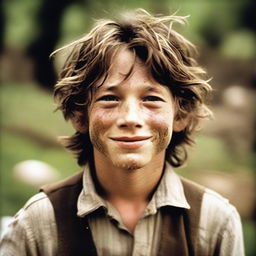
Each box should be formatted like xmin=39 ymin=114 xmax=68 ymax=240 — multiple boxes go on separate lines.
xmin=13 ymin=192 xmax=55 ymax=228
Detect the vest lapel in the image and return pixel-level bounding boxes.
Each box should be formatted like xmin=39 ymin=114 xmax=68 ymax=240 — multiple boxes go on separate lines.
xmin=41 ymin=171 xmax=98 ymax=256
xmin=158 ymin=177 xmax=204 ymax=256
xmin=158 ymin=207 xmax=189 ymax=256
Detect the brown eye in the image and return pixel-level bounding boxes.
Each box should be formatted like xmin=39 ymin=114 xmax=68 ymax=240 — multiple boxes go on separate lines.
xmin=97 ymin=95 xmax=119 ymax=101
xmin=143 ymin=96 xmax=164 ymax=102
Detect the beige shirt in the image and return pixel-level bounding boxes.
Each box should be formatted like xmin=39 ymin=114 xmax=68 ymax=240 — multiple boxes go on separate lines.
xmin=0 ymin=163 xmax=245 ymax=256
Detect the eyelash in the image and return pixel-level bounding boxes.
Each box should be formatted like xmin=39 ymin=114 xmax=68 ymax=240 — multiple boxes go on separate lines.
xmin=143 ymin=96 xmax=164 ymax=102
xmin=96 ymin=95 xmax=119 ymax=101
xmin=96 ymin=95 xmax=164 ymax=102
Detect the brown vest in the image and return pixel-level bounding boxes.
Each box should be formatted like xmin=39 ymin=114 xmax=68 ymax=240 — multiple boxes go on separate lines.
xmin=41 ymin=171 xmax=204 ymax=256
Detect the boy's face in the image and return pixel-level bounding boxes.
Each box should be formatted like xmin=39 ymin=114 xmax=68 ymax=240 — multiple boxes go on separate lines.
xmin=87 ymin=48 xmax=183 ymax=170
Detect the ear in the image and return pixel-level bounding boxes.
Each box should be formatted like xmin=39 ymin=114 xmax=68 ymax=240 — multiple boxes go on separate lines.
xmin=70 ymin=112 xmax=88 ymax=133
xmin=173 ymin=115 xmax=190 ymax=132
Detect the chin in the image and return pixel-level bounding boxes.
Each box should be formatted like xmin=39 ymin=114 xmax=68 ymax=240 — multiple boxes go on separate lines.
xmin=112 ymin=155 xmax=149 ymax=171
xmin=118 ymin=163 xmax=143 ymax=171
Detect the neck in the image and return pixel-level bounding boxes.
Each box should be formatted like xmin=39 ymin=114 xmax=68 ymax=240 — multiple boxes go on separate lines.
xmin=92 ymin=151 xmax=165 ymax=233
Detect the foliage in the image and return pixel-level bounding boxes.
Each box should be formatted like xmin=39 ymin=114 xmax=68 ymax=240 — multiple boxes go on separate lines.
xmin=220 ymin=29 xmax=256 ymax=60
xmin=4 ymin=0 xmax=255 ymax=51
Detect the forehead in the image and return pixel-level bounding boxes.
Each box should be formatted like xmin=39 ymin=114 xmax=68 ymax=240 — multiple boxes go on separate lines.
xmin=107 ymin=47 xmax=146 ymax=79
xmin=111 ymin=47 xmax=135 ymax=71
xmin=96 ymin=48 xmax=165 ymax=92
xmin=92 ymin=47 xmax=175 ymax=102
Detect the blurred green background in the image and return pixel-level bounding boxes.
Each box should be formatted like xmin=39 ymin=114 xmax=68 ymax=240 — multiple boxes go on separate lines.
xmin=0 ymin=0 xmax=255 ymax=255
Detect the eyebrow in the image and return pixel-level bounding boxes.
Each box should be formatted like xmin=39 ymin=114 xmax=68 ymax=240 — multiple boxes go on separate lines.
xmin=145 ymin=86 xmax=163 ymax=93
xmin=97 ymin=85 xmax=118 ymax=92
xmin=96 ymin=84 xmax=164 ymax=93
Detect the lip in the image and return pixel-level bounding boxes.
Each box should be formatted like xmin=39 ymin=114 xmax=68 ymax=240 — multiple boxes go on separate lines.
xmin=111 ymin=136 xmax=151 ymax=142
xmin=110 ymin=136 xmax=151 ymax=149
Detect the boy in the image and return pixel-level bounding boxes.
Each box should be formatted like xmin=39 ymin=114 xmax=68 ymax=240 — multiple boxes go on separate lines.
xmin=0 ymin=9 xmax=244 ymax=256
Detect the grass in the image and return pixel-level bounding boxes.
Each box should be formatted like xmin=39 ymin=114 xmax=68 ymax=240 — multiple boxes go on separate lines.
xmin=179 ymin=134 xmax=254 ymax=177
xmin=0 ymin=83 xmax=78 ymax=215
xmin=0 ymin=83 xmax=72 ymax=136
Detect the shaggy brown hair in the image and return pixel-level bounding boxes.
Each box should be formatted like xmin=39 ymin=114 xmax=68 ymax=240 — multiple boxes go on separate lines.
xmin=53 ymin=9 xmax=212 ymax=167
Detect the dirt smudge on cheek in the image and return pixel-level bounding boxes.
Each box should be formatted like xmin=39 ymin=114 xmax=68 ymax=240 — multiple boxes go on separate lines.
xmin=153 ymin=126 xmax=171 ymax=153
xmin=148 ymin=112 xmax=173 ymax=154
xmin=89 ymin=115 xmax=109 ymax=155
xmin=89 ymin=106 xmax=119 ymax=155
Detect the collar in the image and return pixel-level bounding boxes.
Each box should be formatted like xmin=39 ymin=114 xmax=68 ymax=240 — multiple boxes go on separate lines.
xmin=77 ymin=162 xmax=190 ymax=218
xmin=144 ymin=162 xmax=190 ymax=216
xmin=77 ymin=164 xmax=106 ymax=217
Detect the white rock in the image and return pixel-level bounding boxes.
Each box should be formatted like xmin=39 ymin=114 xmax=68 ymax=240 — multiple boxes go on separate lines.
xmin=13 ymin=160 xmax=60 ymax=187
xmin=222 ymin=85 xmax=250 ymax=110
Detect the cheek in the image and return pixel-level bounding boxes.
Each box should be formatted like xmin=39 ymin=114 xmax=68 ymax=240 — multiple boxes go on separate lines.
xmin=147 ymin=111 xmax=174 ymax=150
xmin=146 ymin=109 xmax=174 ymax=131
xmin=89 ymin=113 xmax=109 ymax=154
xmin=89 ymin=108 xmax=117 ymax=130
xmin=88 ymin=108 xmax=118 ymax=149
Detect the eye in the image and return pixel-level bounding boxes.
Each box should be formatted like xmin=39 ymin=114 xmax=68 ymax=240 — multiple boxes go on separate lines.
xmin=96 ymin=95 xmax=119 ymax=102
xmin=143 ymin=96 xmax=164 ymax=102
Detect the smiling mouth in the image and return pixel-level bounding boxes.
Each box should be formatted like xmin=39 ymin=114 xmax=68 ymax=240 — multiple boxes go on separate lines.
xmin=110 ymin=136 xmax=151 ymax=149
xmin=110 ymin=136 xmax=151 ymax=142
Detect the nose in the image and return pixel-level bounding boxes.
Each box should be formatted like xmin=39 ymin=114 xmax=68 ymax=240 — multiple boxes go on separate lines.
xmin=117 ymin=100 xmax=143 ymax=129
